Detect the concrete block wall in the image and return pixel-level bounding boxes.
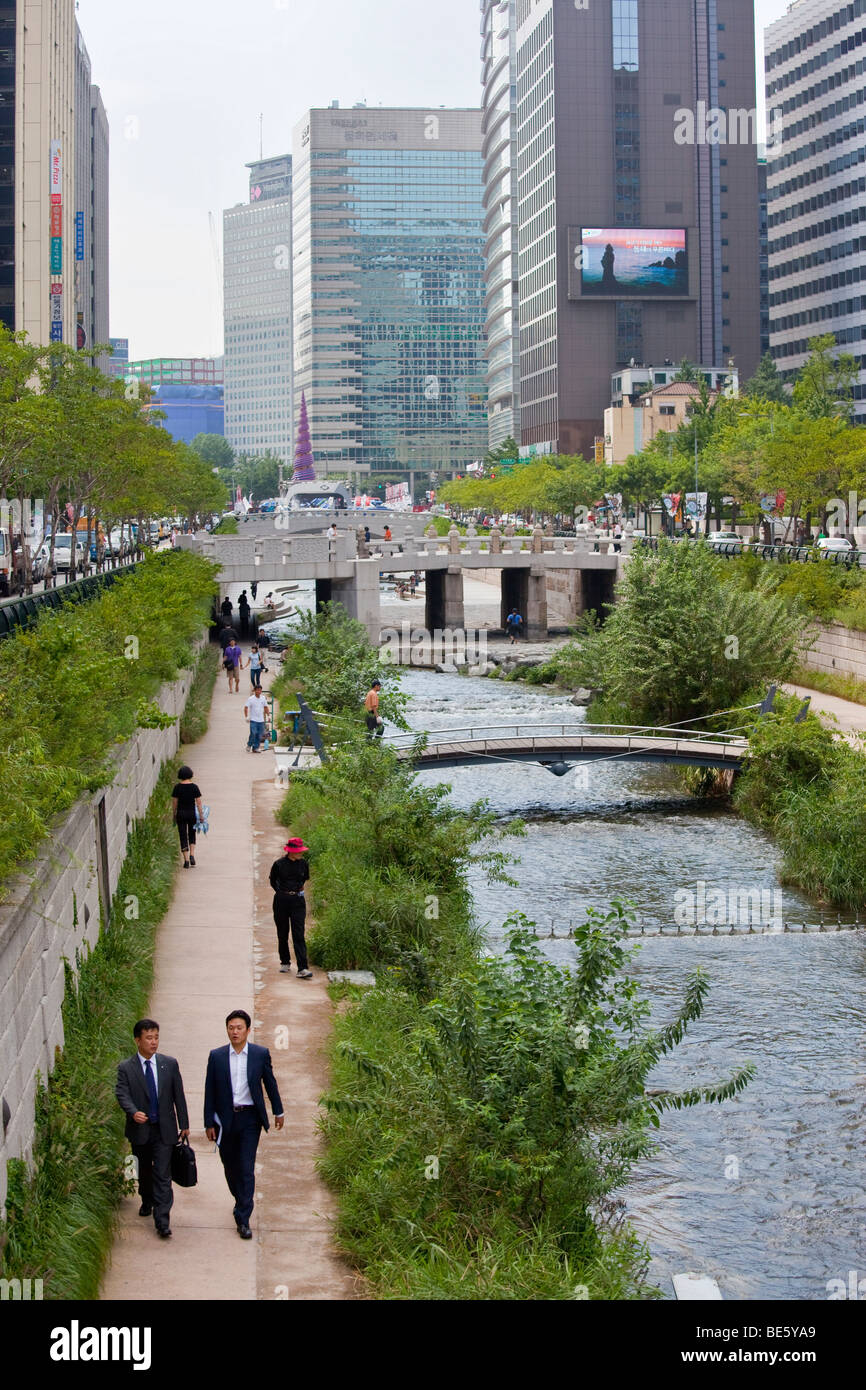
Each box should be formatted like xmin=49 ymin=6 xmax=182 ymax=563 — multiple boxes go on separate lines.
xmin=799 ymin=622 xmax=866 ymax=682
xmin=0 ymin=655 xmax=198 ymax=1217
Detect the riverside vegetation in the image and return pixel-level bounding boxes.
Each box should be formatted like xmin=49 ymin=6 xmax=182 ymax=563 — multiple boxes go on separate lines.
xmin=276 ymin=606 xmax=754 ymax=1300
xmin=0 ymin=627 xmax=220 ymax=1297
xmin=0 ymin=549 xmax=217 ymax=893
xmin=546 ymin=539 xmax=866 ymax=910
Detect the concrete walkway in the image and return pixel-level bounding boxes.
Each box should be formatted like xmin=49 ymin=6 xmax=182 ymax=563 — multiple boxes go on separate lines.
xmin=101 ymin=649 xmax=359 ymax=1300
xmin=783 ymin=682 xmax=866 ymax=736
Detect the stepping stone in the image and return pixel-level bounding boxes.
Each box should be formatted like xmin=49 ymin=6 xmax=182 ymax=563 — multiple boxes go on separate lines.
xmin=327 ymin=970 xmax=376 ymax=987
xmin=673 ymin=1272 xmax=722 ymax=1300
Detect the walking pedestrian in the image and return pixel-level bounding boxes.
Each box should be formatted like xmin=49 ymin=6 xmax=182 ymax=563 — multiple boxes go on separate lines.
xmin=250 ymin=580 xmax=258 ymax=601
xmin=248 ymin=643 xmax=264 ymax=688
xmin=220 ymin=596 xmax=233 ymax=623
xmin=171 ymin=765 xmax=203 ymax=868
xmin=269 ymin=838 xmax=313 ymax=978
xmin=505 ymin=608 xmax=523 ymax=644
xmin=204 ymin=1010 xmax=283 ymax=1239
xmin=256 ymin=627 xmax=271 ymax=672
xmin=364 ymin=679 xmax=384 ymax=739
xmin=224 ymin=637 xmax=243 ymax=693
xmin=238 ymin=590 xmax=251 ymax=639
xmin=218 ymin=624 xmax=238 ymax=653
xmin=364 ymin=525 xmax=371 ymax=544
xmin=115 ymin=1019 xmax=190 ymax=1239
xmin=245 ymin=684 xmax=270 ymax=752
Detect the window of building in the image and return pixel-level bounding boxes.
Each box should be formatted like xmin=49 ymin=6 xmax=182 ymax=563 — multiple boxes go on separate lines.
xmin=612 ymin=0 xmax=639 ymax=71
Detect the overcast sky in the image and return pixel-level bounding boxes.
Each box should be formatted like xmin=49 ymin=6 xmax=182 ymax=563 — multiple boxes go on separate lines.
xmin=76 ymin=0 xmax=793 ymax=361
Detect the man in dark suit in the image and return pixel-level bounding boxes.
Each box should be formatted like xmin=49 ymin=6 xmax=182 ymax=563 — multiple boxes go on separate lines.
xmin=204 ymin=1009 xmax=284 ymax=1239
xmin=115 ymin=1018 xmax=189 ymax=1239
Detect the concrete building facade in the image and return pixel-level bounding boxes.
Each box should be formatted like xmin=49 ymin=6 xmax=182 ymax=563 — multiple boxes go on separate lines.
xmin=481 ymin=0 xmax=521 ymax=450
xmin=765 ymin=0 xmax=866 ymax=420
xmin=223 ymin=154 xmax=293 ymax=466
xmin=514 ymin=0 xmax=761 ymax=460
xmin=291 ymin=105 xmax=488 ymax=478
xmin=2 ymin=3 xmax=106 ymax=349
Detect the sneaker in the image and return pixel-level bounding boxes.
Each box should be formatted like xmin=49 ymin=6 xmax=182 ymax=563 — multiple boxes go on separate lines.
xmin=279 ymin=963 xmax=292 ymax=973
xmin=297 ymin=968 xmax=313 ymax=979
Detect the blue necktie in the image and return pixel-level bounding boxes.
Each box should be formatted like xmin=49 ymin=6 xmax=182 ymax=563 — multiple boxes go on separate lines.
xmin=145 ymin=1059 xmax=158 ymax=1124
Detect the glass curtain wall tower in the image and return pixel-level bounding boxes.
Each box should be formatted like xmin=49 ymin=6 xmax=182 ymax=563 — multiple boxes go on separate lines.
xmin=481 ymin=0 xmax=521 ymax=450
xmin=291 ymin=106 xmax=487 ymax=478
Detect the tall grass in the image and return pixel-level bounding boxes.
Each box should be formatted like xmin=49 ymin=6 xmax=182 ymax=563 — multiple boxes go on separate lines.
xmin=179 ymin=645 xmax=220 ymax=743
xmin=0 ymin=763 xmax=179 ymax=1298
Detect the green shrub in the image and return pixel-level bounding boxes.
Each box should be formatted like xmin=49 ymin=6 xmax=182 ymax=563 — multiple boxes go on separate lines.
xmin=320 ymin=911 xmax=753 ymax=1300
xmin=0 ymin=551 xmax=216 ymax=892
xmin=179 ymin=645 xmax=220 ymax=744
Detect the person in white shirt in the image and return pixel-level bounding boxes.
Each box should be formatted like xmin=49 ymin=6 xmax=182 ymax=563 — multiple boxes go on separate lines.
xmin=244 ymin=686 xmax=270 ymax=753
xmin=326 ymin=522 xmax=337 ymax=541
xmin=204 ymin=1010 xmax=284 ymax=1238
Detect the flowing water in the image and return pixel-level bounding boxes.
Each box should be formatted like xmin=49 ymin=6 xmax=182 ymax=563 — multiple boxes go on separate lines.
xmin=399 ymin=666 xmax=866 ymax=1302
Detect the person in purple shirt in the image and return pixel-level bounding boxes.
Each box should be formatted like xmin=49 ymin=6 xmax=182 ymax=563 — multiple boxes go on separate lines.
xmin=223 ymin=639 xmax=244 ymax=693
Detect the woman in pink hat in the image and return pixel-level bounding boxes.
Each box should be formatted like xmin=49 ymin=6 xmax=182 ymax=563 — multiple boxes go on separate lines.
xmin=268 ymin=837 xmax=312 ymax=977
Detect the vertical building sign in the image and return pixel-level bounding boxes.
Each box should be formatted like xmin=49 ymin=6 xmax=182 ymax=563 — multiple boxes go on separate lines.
xmin=75 ymin=211 xmax=85 ymax=261
xmin=49 ymin=141 xmax=63 ymax=341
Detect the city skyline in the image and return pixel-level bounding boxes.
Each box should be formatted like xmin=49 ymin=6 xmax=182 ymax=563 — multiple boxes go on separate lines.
xmin=76 ymin=0 xmax=790 ymax=362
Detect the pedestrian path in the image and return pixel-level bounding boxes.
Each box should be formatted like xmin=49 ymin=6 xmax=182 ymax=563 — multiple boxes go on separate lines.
xmin=101 ymin=648 xmax=359 ymax=1300
xmin=783 ymin=682 xmax=866 ymax=736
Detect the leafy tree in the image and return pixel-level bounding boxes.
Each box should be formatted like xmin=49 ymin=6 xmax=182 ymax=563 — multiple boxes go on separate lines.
xmin=559 ymin=539 xmax=807 ymax=725
xmin=792 ymin=333 xmax=858 ymax=420
xmin=190 ymin=432 xmax=234 ymax=468
xmin=484 ymin=435 xmax=520 ymax=469
xmin=673 ymin=357 xmax=698 ymax=384
xmin=744 ymin=351 xmax=788 ymax=405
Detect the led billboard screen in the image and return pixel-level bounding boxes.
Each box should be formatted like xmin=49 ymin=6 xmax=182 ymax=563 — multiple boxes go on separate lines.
xmin=580 ymin=229 xmax=688 ymax=297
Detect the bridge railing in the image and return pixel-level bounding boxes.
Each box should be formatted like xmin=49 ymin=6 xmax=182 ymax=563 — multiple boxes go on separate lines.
xmin=381 ymin=721 xmax=749 ymax=751
xmin=636 ymin=535 xmax=866 ymax=567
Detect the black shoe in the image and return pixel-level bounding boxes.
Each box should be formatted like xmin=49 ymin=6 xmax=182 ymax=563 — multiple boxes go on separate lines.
xmin=138 ymin=1203 xmax=152 ymax=1217
xmin=189 ymin=855 xmax=196 ymax=866
xmin=237 ymin=1224 xmax=253 ymax=1240
xmin=156 ymin=1224 xmax=172 ymax=1238
xmin=182 ymin=861 xmax=189 ymax=869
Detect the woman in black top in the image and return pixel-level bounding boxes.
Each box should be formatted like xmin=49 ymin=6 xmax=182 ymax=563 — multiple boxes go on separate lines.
xmin=269 ymin=837 xmax=312 ymax=977
xmin=171 ymin=765 xmax=203 ymax=868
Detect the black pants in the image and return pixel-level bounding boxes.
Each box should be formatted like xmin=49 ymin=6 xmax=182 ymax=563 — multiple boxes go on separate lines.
xmin=273 ymin=892 xmax=308 ymax=969
xmin=176 ymin=815 xmax=196 ymax=851
xmin=219 ymin=1109 xmax=262 ymax=1225
xmin=133 ymin=1136 xmax=174 ymax=1225
xmin=366 ymin=713 xmax=383 ymax=739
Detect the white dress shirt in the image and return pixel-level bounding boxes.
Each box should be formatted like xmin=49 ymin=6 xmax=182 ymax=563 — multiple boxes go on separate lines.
xmin=229 ymin=1043 xmax=253 ymax=1105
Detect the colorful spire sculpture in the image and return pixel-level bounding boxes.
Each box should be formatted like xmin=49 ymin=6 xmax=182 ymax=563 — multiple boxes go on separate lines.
xmin=292 ymin=391 xmax=317 ymax=481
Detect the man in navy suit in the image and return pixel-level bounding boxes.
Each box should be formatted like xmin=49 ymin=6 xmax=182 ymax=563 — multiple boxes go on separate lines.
xmin=115 ymin=1019 xmax=190 ymax=1239
xmin=204 ymin=1009 xmax=284 ymax=1238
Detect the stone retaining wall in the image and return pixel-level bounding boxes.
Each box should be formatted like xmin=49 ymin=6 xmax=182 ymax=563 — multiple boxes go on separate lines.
xmin=800 ymin=621 xmax=866 ymax=681
xmin=0 ymin=656 xmax=200 ymax=1215
xmin=472 ymin=565 xmax=579 ymax=621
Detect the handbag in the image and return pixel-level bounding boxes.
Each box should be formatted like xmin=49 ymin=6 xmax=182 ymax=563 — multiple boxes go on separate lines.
xmin=170 ymin=1136 xmax=198 ymax=1187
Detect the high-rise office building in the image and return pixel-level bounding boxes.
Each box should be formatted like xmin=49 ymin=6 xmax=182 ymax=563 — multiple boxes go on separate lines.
xmin=481 ymin=0 xmax=521 ymax=449
xmin=514 ymin=0 xmax=760 ymax=458
xmin=223 ymin=154 xmax=293 ymax=464
xmin=73 ymin=28 xmax=109 ymax=366
xmin=765 ymin=0 xmax=866 ymax=420
xmin=291 ymin=105 xmax=487 ymax=478
xmin=758 ymin=154 xmax=769 ymax=358
xmin=2 ymin=4 xmax=106 ymax=348
xmin=107 ymin=336 xmax=129 ymax=378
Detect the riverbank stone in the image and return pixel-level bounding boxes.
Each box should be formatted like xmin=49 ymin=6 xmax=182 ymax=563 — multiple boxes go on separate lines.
xmin=327 ymin=970 xmax=376 ymax=987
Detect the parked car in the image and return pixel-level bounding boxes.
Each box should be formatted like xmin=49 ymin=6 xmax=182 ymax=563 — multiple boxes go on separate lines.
xmin=816 ymin=536 xmax=854 ymax=553
xmin=708 ymin=530 xmax=744 ymax=550
xmin=37 ymin=533 xmax=87 ymax=572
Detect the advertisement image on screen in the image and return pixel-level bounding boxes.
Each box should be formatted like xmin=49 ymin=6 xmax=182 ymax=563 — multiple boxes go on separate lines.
xmin=581 ymin=229 xmax=688 ymax=297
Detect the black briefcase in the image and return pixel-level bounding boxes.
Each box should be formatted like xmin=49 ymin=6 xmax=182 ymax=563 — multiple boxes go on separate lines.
xmin=170 ymin=1136 xmax=198 ymax=1188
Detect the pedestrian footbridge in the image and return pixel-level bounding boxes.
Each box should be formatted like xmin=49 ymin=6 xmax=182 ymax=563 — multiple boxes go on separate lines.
xmin=381 ymin=722 xmax=749 ymax=771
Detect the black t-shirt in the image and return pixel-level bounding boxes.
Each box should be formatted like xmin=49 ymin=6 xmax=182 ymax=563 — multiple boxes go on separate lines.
xmin=269 ymin=856 xmax=310 ymax=894
xmin=172 ymin=782 xmax=201 ymax=816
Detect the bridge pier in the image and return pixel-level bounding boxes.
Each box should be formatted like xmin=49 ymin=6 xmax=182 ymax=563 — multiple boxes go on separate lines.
xmin=324 ymin=561 xmax=381 ymax=642
xmin=425 ymin=567 xmax=464 ymax=633
xmin=500 ymin=569 xmax=548 ymax=638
